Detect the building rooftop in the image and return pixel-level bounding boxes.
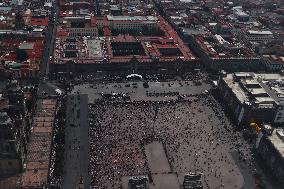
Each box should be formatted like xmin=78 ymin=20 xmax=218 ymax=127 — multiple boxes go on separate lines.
xmin=107 ymin=15 xmax=158 ymax=22
xmin=247 ymin=30 xmax=273 ymax=35
xmin=194 ymin=34 xmax=258 ymax=59
xmin=18 ymin=99 xmax=57 ymax=188
xmin=54 ymin=14 xmax=195 ymax=64
xmin=223 ymin=72 xmax=284 ymax=107
xmin=53 ymin=37 xmax=105 ymax=64
xmin=19 ymin=42 xmax=35 ymax=50
xmin=86 ymin=39 xmax=104 ymax=58
xmin=223 ymin=74 xmax=249 ymax=104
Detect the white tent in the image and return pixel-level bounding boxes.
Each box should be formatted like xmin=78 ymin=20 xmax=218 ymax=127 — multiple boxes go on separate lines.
xmin=126 ymin=74 xmax=143 ymax=79
xmin=55 ymin=89 xmax=62 ymax=95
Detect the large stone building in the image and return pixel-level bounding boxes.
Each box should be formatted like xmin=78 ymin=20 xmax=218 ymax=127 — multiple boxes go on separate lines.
xmin=188 ymin=34 xmax=263 ymax=72
xmin=105 ymin=15 xmax=159 ymax=32
xmin=257 ymin=128 xmax=284 ymax=186
xmin=60 ymin=16 xmax=99 ymax=38
xmin=0 ymin=81 xmax=29 ymax=176
xmin=245 ymin=30 xmax=274 ymax=43
xmin=218 ymin=72 xmax=284 ymax=125
xmin=0 ymin=112 xmax=23 ymax=175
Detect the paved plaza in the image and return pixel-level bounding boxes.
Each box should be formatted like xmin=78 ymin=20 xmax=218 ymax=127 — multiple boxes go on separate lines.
xmin=62 ymin=95 xmax=90 ymax=189
xmin=72 ymin=80 xmax=211 ymax=102
xmin=145 ymin=141 xmax=171 ymax=174
xmin=88 ymin=94 xmax=256 ymax=189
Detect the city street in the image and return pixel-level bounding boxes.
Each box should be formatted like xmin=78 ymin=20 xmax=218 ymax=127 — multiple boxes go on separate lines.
xmin=62 ymin=94 xmax=90 ymax=189
xmin=40 ymin=1 xmax=59 ymax=77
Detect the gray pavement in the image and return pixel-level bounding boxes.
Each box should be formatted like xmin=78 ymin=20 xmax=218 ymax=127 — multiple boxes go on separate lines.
xmin=145 ymin=142 xmax=180 ymax=189
xmin=71 ymin=79 xmax=278 ymax=189
xmin=40 ymin=0 xmax=58 ymax=77
xmin=72 ymin=80 xmax=211 ymax=103
xmin=62 ymin=94 xmax=90 ymax=189
xmin=145 ymin=142 xmax=171 ymax=174
xmin=151 ymin=174 xmax=180 ymax=189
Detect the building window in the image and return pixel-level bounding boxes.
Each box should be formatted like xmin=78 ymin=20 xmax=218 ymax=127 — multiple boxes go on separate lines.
xmin=276 ymin=116 xmax=282 ymax=121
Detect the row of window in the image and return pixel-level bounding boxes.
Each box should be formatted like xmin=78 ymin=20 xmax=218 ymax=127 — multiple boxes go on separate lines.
xmin=114 ymin=23 xmax=154 ymax=28
xmin=245 ymin=36 xmax=274 ymax=41
xmin=69 ymin=33 xmax=97 ymax=37
xmin=69 ymin=28 xmax=98 ymax=32
xmin=270 ymin=64 xmax=284 ymax=69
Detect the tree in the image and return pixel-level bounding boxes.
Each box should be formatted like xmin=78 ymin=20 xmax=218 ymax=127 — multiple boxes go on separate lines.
xmin=15 ymin=48 xmax=28 ymax=62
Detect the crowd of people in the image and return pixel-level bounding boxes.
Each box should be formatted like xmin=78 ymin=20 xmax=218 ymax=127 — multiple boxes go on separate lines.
xmin=50 ymin=71 xmax=208 ymax=86
xmin=89 ymin=102 xmax=154 ymax=188
xmin=46 ymin=71 xmax=258 ymax=189
xmin=88 ymin=94 xmax=256 ymax=189
xmin=48 ymin=94 xmax=67 ymax=188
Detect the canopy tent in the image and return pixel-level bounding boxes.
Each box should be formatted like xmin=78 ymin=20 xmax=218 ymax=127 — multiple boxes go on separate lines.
xmin=126 ymin=74 xmax=143 ymax=80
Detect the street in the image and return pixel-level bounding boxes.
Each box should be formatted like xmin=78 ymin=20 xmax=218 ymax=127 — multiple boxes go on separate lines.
xmin=40 ymin=0 xmax=59 ymax=77
xmin=62 ymin=94 xmax=90 ymax=189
